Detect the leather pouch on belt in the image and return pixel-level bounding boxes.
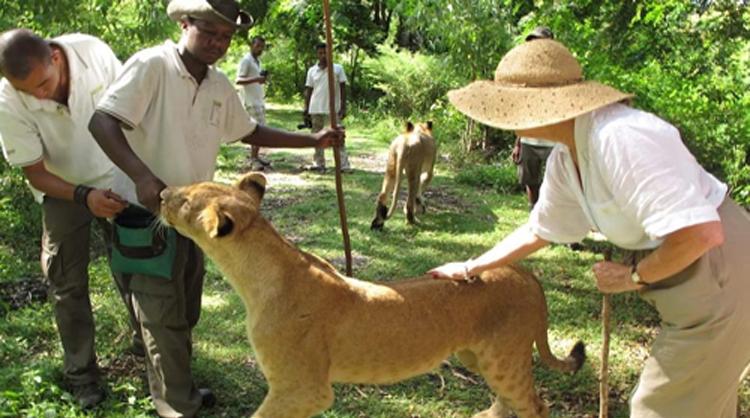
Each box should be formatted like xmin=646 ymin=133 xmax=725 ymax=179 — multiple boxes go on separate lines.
xmin=111 ymin=205 xmax=176 ymax=279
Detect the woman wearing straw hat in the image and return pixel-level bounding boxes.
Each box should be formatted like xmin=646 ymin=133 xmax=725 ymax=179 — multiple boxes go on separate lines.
xmin=428 ymin=39 xmax=750 ymax=417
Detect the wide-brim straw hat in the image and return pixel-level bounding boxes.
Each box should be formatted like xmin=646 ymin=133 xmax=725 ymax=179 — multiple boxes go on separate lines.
xmin=447 ymin=39 xmax=634 ymax=130
xmin=167 ymin=0 xmax=253 ymax=30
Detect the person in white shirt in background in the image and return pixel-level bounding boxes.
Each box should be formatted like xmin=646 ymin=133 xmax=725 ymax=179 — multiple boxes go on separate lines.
xmin=303 ymin=42 xmax=352 ymax=173
xmin=429 ymin=39 xmax=750 ymax=418
xmin=236 ymin=35 xmax=269 ymax=171
xmin=0 ymin=29 xmax=140 ymax=408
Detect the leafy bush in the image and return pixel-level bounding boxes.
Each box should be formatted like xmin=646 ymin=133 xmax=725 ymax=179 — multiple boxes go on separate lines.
xmin=0 ymin=160 xmax=41 ymax=283
xmin=361 ymin=45 xmax=459 ymax=119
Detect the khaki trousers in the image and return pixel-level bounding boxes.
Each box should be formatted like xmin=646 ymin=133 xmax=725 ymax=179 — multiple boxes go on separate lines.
xmin=311 ymin=114 xmax=350 ymax=169
xmin=125 ymin=233 xmax=204 ymax=418
xmin=630 ymin=198 xmax=750 ymax=418
xmin=41 ymin=197 xmax=139 ymax=385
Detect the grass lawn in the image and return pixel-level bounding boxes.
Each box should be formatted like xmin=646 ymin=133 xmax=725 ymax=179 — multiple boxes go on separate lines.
xmin=1 ymin=104 xmax=748 ymax=418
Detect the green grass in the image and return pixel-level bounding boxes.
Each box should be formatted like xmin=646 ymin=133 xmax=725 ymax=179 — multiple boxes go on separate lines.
xmin=1 ymin=104 xmax=748 ymax=417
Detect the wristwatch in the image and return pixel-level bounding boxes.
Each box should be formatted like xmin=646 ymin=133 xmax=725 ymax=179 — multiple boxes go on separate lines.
xmin=631 ymin=266 xmax=648 ymax=286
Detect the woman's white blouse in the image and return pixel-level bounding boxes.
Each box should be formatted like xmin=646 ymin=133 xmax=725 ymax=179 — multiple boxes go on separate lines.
xmin=529 ymin=104 xmax=727 ymax=250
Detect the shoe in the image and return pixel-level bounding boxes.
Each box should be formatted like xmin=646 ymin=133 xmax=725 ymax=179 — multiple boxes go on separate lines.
xmin=304 ymin=165 xmax=326 ymax=173
xmin=249 ymin=159 xmax=266 ymax=171
xmin=341 ymin=167 xmax=353 ymax=174
xmin=71 ymin=381 xmax=105 ymax=408
xmin=567 ymin=243 xmax=583 ymax=252
xmin=200 ymin=388 xmax=217 ymax=408
xmin=256 ymin=156 xmax=271 ymax=166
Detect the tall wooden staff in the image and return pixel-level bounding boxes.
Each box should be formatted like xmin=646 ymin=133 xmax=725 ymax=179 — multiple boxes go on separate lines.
xmin=322 ymin=0 xmax=353 ymax=276
xmin=600 ymin=247 xmax=614 ymax=418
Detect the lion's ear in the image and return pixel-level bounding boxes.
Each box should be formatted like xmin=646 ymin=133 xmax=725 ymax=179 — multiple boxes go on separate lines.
xmin=236 ymin=172 xmax=266 ymax=202
xmin=405 ymin=121 xmax=414 ymax=132
xmin=201 ymin=204 xmax=235 ymax=238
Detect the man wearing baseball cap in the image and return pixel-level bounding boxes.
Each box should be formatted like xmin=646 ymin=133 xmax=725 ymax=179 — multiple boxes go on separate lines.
xmin=89 ymin=1 xmax=343 ymax=416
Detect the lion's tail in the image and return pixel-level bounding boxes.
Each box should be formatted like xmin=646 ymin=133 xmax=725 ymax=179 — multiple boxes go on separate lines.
xmin=537 ymin=337 xmax=586 ymax=374
xmin=386 ymin=148 xmax=405 ymax=219
xmin=534 ymin=277 xmax=586 ymax=373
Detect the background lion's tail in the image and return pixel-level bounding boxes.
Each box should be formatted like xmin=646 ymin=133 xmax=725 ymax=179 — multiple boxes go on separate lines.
xmin=386 ymin=148 xmax=405 ymax=219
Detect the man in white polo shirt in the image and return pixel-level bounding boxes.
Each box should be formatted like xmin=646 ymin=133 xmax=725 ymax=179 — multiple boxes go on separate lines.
xmin=236 ymin=35 xmax=269 ymax=171
xmin=0 ymin=29 xmax=139 ymax=408
xmin=303 ymin=42 xmax=352 ymax=173
xmin=88 ymin=1 xmax=343 ymax=416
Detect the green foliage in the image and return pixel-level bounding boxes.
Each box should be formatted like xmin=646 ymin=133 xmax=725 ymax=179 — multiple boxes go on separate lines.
xmin=534 ymin=0 xmax=750 ymax=206
xmin=0 ymin=0 xmax=177 ymax=59
xmin=0 ymin=159 xmax=41 ymax=283
xmin=361 ymin=45 xmax=452 ymax=118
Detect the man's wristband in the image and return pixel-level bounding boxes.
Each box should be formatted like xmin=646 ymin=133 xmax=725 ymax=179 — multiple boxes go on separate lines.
xmin=73 ymin=185 xmax=94 ymax=209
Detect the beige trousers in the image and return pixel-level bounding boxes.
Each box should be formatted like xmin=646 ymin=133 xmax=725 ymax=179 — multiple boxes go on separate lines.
xmin=41 ymin=197 xmax=139 ymax=385
xmin=311 ymin=114 xmax=350 ymax=169
xmin=125 ymin=234 xmax=205 ymax=418
xmin=630 ymin=198 xmax=750 ymax=418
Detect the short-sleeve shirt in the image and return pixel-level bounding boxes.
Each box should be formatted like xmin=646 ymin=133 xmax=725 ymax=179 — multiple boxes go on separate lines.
xmin=306 ymin=63 xmax=346 ymax=115
xmin=529 ymin=103 xmax=727 ymax=250
xmin=0 ymin=34 xmax=121 ymax=202
xmin=236 ymin=53 xmax=264 ymax=108
xmin=96 ymin=40 xmax=257 ymax=203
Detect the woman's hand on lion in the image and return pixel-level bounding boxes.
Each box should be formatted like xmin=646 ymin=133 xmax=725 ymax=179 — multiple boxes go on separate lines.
xmin=428 ymin=262 xmax=469 ymax=280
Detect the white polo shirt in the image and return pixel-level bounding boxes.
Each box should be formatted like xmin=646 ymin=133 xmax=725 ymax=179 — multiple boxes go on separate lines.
xmin=96 ymin=40 xmax=257 ymax=204
xmin=236 ymin=53 xmax=264 ymax=108
xmin=306 ymin=63 xmax=347 ymax=115
xmin=530 ymin=104 xmax=727 ymax=250
xmin=0 ymin=34 xmax=120 ymax=202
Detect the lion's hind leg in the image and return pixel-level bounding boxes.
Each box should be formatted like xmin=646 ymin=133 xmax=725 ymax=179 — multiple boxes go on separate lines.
xmin=252 ymin=383 xmax=334 ymax=418
xmin=474 ymin=346 xmax=549 ymax=418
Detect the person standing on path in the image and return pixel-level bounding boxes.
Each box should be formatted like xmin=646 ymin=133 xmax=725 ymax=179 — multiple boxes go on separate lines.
xmin=236 ymin=35 xmax=269 ymax=171
xmin=303 ymin=42 xmax=352 ymax=173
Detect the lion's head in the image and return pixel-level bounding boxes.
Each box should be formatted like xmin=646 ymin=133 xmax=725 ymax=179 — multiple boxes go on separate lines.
xmin=405 ymin=120 xmax=433 ymax=137
xmin=160 ymin=172 xmax=267 ymax=245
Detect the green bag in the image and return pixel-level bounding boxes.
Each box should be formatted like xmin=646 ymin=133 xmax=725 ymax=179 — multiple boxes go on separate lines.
xmin=111 ymin=205 xmax=176 ymax=279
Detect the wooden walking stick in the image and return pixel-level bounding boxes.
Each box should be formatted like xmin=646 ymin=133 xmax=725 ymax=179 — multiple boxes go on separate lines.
xmin=600 ymin=247 xmax=614 ymax=418
xmin=322 ymin=0 xmax=353 ymax=276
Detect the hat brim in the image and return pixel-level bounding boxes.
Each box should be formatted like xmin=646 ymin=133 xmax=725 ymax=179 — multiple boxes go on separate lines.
xmin=168 ymin=2 xmax=253 ymax=30
xmin=448 ymin=80 xmax=634 ymax=130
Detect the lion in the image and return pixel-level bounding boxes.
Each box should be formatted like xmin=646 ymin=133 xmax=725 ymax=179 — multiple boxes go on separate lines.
xmin=159 ymin=172 xmax=586 ymax=418
xmin=371 ymin=121 xmax=437 ymax=230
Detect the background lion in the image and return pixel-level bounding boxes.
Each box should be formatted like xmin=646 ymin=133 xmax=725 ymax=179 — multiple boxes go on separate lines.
xmin=371 ymin=121 xmax=437 ymax=230
xmin=160 ymin=173 xmax=586 ymax=418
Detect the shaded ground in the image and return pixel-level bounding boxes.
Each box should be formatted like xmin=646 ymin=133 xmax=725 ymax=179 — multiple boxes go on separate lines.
xmin=0 ymin=278 xmax=48 ymax=315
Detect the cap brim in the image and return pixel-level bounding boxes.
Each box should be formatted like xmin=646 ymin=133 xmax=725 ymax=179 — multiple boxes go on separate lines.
xmin=448 ymin=80 xmax=634 ymax=130
xmin=168 ymin=4 xmax=253 ymax=30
